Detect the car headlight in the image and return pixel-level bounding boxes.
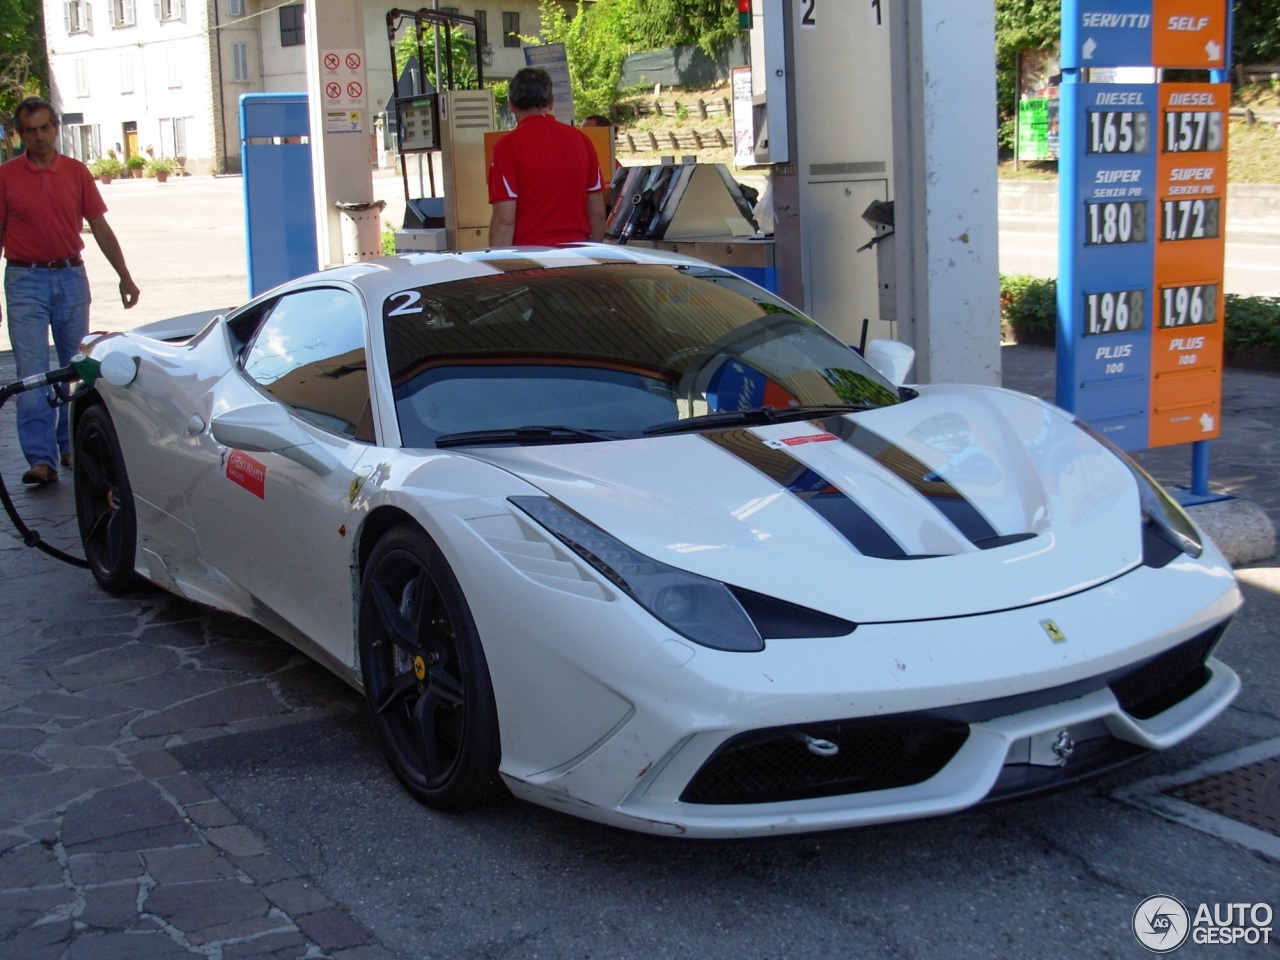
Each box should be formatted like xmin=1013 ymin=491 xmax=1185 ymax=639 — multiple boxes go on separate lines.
xmin=510 ymin=496 xmax=765 ymax=652
xmin=1076 ymin=422 xmax=1203 ymax=561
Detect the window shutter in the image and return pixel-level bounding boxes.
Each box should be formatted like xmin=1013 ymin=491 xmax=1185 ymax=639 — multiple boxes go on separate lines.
xmin=124 ymin=0 xmax=134 ymax=23
xmin=64 ymin=1 xmax=72 ymax=32
xmin=85 ymin=2 xmax=92 ymax=33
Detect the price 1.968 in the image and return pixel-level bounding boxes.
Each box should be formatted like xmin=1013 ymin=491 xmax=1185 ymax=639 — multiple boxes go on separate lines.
xmin=1160 ymin=285 xmax=1218 ymax=328
xmin=1163 ymin=111 xmax=1224 ymax=153
xmin=1086 ymin=201 xmax=1148 ymax=245
xmin=1087 ymin=111 xmax=1150 ymax=154
xmin=1084 ymin=289 xmax=1145 ymax=336
xmin=1160 ymin=198 xmax=1220 ymax=241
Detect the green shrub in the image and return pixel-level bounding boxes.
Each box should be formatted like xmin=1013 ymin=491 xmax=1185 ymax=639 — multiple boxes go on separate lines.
xmin=1000 ymin=273 xmax=1058 ymax=345
xmin=381 ymin=226 xmax=397 ymax=255
xmin=125 ymin=154 xmax=146 ymax=170
xmin=1223 ymin=294 xmax=1280 ymax=368
xmin=88 ymin=156 xmax=125 ymax=179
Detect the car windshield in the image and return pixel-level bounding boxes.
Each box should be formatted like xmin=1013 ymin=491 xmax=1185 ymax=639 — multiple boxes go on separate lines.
xmin=382 ymin=261 xmax=902 ymax=448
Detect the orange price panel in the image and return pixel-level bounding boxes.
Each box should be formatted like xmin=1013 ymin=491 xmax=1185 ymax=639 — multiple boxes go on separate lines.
xmin=1150 ymin=82 xmax=1228 ymax=447
xmin=1151 ymin=0 xmax=1227 ymax=69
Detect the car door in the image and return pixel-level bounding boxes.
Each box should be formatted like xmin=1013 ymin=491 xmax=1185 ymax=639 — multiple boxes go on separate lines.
xmin=186 ymin=286 xmax=378 ymax=664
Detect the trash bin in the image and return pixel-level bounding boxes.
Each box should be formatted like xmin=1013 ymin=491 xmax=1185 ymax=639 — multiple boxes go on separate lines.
xmin=335 ymin=199 xmax=387 ymax=263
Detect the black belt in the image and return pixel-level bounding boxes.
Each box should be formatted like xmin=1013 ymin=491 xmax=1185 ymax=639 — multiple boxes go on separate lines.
xmin=6 ymin=257 xmax=84 ymax=270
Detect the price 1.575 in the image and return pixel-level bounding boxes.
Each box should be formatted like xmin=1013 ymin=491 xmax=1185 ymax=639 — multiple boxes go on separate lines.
xmin=1163 ymin=110 xmax=1224 ymax=153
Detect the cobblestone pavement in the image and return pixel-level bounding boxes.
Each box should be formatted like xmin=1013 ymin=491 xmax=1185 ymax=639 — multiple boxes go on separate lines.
xmin=0 ymin=351 xmax=396 ymax=958
xmin=0 ymin=343 xmax=1277 ymax=959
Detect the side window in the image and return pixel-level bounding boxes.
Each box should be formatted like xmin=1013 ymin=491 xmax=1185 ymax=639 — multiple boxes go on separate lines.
xmin=242 ymin=288 xmax=375 ymax=442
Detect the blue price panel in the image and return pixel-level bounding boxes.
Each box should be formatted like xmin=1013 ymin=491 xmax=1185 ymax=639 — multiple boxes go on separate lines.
xmin=1058 ymin=82 xmax=1157 ymax=450
xmin=1063 ymin=0 xmax=1153 ymax=69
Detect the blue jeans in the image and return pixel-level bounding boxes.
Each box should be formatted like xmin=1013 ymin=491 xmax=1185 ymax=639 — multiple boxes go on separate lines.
xmin=5 ymin=263 xmax=91 ymax=469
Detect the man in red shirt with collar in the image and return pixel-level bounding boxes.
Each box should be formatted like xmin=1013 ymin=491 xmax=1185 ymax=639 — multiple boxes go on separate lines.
xmin=0 ymin=96 xmax=140 ymax=485
xmin=487 ymin=68 xmax=605 ymax=247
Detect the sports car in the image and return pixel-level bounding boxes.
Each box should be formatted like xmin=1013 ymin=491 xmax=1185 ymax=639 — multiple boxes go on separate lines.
xmin=69 ymin=244 xmax=1241 ymax=838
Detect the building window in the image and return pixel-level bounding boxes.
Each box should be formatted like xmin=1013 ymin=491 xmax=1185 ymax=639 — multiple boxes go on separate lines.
xmin=474 ymin=9 xmax=487 ymax=49
xmin=279 ymin=5 xmax=304 ymax=47
xmin=502 ymin=11 xmax=519 ymax=47
xmin=168 ymin=116 xmax=187 ymax=157
xmin=228 ymin=0 xmax=244 ymax=14
xmin=232 ymin=41 xmax=250 ymax=82
xmin=64 ymin=0 xmax=93 ymax=34
xmin=109 ymin=0 xmax=136 ymax=27
xmin=120 ymin=53 xmax=134 ymax=93
xmin=75 ymin=59 xmax=90 ymax=97
xmin=154 ymin=0 xmax=184 ymax=21
xmin=63 ymin=123 xmax=101 ymax=161
xmin=166 ymin=46 xmax=181 ymax=87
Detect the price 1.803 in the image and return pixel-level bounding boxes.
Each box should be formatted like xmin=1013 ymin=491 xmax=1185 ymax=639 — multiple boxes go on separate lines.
xmin=1085 ymin=289 xmax=1145 ymax=336
xmin=1160 ymin=198 xmax=1220 ymax=241
xmin=1087 ymin=110 xmax=1150 ymax=154
xmin=1163 ymin=110 xmax=1224 ymax=153
xmin=1086 ymin=201 xmax=1147 ymax=245
xmin=1160 ymin=285 xmax=1218 ymax=328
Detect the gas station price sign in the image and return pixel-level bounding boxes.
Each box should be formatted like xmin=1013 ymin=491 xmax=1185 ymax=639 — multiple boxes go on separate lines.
xmin=1058 ymin=82 xmax=1157 ymax=449
xmin=1149 ymin=82 xmax=1228 ymax=448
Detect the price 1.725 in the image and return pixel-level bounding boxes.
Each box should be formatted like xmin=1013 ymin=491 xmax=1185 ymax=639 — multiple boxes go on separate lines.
xmin=1085 ymin=289 xmax=1145 ymax=335
xmin=1160 ymin=198 xmax=1220 ymax=241
xmin=1088 ymin=110 xmax=1150 ymax=154
xmin=1163 ymin=111 xmax=1224 ymax=153
xmin=1086 ymin=201 xmax=1148 ymax=245
xmin=1160 ymin=285 xmax=1218 ymax=328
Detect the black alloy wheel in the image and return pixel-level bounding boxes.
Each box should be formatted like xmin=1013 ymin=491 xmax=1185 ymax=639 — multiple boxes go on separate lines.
xmin=358 ymin=525 xmax=501 ymax=809
xmin=73 ymin=404 xmax=138 ymax=593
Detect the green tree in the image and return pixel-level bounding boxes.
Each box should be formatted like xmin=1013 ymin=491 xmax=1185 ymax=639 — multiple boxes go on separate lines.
xmin=0 ymin=0 xmax=46 ymax=125
xmin=393 ymin=20 xmax=480 ymax=92
xmin=627 ymin=0 xmax=739 ymax=56
xmin=1233 ymin=0 xmax=1280 ymax=62
xmin=994 ymin=0 xmax=1061 ymax=153
xmin=532 ymin=0 xmax=640 ymax=120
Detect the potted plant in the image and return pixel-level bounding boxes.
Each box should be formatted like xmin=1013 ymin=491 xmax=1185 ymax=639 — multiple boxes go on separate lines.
xmin=88 ymin=157 xmax=125 ymax=184
xmin=125 ymin=154 xmax=146 ymax=178
xmin=144 ymin=156 xmax=180 ymax=183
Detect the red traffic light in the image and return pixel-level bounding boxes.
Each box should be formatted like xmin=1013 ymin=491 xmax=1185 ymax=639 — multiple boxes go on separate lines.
xmin=737 ymin=0 xmax=752 ymax=29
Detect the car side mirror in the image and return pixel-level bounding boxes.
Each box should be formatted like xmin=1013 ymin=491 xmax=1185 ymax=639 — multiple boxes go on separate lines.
xmin=865 ymin=340 xmax=915 ymax=386
xmin=210 ymin=403 xmax=338 ymax=476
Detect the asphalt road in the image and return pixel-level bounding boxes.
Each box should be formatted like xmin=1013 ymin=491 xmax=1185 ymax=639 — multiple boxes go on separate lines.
xmin=1 ymin=172 xmax=1278 ymax=959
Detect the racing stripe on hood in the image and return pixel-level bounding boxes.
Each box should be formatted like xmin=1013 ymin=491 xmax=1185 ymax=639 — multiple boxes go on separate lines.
xmin=703 ymin=427 xmax=907 ymax=559
xmin=819 ymin=416 xmax=1001 ymax=545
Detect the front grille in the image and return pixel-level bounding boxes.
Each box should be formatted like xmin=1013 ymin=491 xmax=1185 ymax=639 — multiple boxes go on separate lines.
xmin=680 ymin=716 xmax=969 ymax=805
xmin=1109 ymin=623 xmax=1227 ymax=720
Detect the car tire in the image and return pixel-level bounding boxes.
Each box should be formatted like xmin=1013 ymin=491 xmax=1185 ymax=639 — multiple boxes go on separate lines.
xmin=73 ymin=404 xmax=139 ymax=593
xmin=358 ymin=524 xmax=502 ymax=809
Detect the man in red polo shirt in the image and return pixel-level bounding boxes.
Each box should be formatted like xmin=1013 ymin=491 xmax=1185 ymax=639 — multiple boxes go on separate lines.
xmin=487 ymin=68 xmax=604 ymax=247
xmin=0 ymin=96 xmax=140 ymax=485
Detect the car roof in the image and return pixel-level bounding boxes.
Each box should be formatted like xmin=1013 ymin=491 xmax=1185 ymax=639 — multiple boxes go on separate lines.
xmin=276 ymin=243 xmax=718 ymax=302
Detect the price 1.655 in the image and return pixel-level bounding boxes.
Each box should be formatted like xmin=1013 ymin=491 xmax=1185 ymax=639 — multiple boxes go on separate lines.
xmin=1085 ymin=289 xmax=1145 ymax=336
xmin=1086 ymin=201 xmax=1148 ymax=245
xmin=1160 ymin=285 xmax=1218 ymax=328
xmin=1088 ymin=110 xmax=1150 ymax=154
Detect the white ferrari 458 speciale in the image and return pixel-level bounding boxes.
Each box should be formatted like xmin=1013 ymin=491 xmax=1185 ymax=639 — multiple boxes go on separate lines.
xmin=69 ymin=244 xmax=1240 ymax=838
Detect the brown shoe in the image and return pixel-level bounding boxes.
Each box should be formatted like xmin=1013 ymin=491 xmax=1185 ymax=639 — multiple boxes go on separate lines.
xmin=21 ymin=463 xmax=59 ymax=485
xmin=60 ymin=451 xmax=72 ymax=468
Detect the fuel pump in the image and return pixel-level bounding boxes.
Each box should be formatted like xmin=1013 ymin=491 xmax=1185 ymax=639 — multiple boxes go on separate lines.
xmin=385 ymin=8 xmax=495 ymax=252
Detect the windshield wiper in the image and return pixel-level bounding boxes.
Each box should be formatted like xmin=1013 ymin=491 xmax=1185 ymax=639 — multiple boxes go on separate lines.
xmin=434 ymin=425 xmax=624 ymax=448
xmin=642 ymin=404 xmax=869 ymax=437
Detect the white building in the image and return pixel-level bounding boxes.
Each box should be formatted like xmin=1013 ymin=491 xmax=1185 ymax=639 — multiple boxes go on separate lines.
xmin=44 ymin=0 xmax=552 ymax=174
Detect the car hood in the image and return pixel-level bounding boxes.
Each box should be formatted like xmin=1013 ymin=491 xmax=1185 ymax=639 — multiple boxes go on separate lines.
xmin=464 ymin=385 xmax=1146 ymax=622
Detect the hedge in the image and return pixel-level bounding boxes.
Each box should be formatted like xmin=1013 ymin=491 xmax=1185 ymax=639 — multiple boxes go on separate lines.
xmin=999 ymin=274 xmax=1280 ymax=370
